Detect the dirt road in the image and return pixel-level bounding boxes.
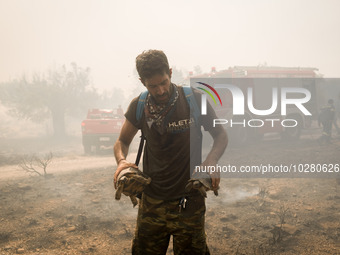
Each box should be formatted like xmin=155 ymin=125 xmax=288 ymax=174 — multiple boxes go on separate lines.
xmin=0 ymin=152 xmax=138 ymax=181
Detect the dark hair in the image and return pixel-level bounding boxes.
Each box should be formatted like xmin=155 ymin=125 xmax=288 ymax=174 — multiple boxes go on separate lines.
xmin=136 ymin=50 xmax=170 ymax=80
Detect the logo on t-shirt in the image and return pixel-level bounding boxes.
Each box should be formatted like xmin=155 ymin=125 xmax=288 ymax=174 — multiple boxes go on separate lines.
xmin=167 ymin=118 xmax=195 ymax=133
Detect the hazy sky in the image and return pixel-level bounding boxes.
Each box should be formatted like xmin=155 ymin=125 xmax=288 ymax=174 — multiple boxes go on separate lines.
xmin=1 ymin=0 xmax=339 ymax=92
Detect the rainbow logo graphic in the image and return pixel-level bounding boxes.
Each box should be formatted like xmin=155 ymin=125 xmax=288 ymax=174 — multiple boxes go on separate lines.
xmin=196 ymin=82 xmax=223 ymax=106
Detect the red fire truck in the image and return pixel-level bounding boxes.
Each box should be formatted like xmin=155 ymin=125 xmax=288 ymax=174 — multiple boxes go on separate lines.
xmin=81 ymin=108 xmax=124 ymax=154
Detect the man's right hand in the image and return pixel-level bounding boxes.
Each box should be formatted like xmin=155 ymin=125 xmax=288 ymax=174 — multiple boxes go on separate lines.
xmin=113 ymin=119 xmax=139 ymax=189
xmin=114 ymin=160 xmax=138 ymax=189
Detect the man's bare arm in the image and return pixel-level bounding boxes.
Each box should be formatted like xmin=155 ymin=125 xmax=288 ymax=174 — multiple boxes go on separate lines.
xmin=113 ymin=119 xmax=138 ymax=188
xmin=202 ymin=126 xmax=228 ymax=190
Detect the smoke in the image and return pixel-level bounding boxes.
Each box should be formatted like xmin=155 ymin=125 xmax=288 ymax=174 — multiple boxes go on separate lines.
xmin=207 ymin=185 xmax=258 ymax=206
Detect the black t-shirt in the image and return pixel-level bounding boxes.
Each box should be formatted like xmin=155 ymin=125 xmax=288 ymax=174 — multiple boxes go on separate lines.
xmin=125 ymin=85 xmax=217 ymax=200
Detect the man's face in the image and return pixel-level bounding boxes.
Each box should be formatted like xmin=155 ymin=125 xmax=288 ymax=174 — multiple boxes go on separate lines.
xmin=141 ymin=69 xmax=172 ymax=104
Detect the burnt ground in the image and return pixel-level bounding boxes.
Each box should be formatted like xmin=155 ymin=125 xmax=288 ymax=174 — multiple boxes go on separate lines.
xmin=0 ymin=129 xmax=339 ymax=255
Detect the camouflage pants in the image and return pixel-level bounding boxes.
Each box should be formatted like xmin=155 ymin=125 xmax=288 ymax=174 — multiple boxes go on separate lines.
xmin=132 ymin=193 xmax=210 ymax=255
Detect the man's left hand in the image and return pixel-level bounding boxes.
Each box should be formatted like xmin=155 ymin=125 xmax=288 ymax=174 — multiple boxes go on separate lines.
xmin=199 ymin=159 xmax=220 ymax=192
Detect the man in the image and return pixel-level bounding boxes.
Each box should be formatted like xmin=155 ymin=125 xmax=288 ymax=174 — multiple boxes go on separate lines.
xmin=117 ymin=105 xmax=124 ymax=117
xmin=113 ymin=50 xmax=228 ymax=254
xmin=334 ymin=93 xmax=340 ymax=134
xmin=318 ymin=99 xmax=335 ymax=144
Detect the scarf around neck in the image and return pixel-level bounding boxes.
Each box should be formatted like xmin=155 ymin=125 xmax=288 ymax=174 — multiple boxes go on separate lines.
xmin=144 ymin=84 xmax=179 ymax=134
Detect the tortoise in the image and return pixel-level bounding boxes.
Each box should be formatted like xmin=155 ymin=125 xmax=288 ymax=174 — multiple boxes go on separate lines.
xmin=115 ymin=167 xmax=151 ymax=207
xmin=185 ymin=172 xmax=218 ymax=197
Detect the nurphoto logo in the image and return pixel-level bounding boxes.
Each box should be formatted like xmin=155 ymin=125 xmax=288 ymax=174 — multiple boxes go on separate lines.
xmin=197 ymin=83 xmax=311 ymax=116
xmin=193 ymin=79 xmax=313 ymax=129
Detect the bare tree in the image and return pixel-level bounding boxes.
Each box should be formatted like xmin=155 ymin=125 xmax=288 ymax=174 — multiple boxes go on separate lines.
xmin=19 ymin=152 xmax=53 ymax=177
xmin=277 ymin=203 xmax=289 ymax=228
xmin=271 ymin=203 xmax=290 ymax=243
xmin=194 ymin=65 xmax=203 ymax=75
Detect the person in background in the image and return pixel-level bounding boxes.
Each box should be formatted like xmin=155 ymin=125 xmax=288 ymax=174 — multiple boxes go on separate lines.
xmin=318 ymin=99 xmax=335 ymax=144
xmin=334 ymin=93 xmax=340 ymax=135
xmin=117 ymin=105 xmax=124 ymax=117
